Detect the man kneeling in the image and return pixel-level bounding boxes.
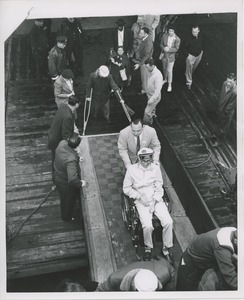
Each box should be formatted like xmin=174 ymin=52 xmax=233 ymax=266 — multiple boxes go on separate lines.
xmin=123 ymin=147 xmax=174 ymax=263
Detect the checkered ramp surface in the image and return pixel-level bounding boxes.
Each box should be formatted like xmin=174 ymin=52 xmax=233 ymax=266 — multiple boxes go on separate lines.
xmin=89 ymin=134 xmax=138 ymax=269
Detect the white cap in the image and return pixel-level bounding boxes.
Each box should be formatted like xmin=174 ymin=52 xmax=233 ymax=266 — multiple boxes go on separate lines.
xmin=134 ymin=269 xmax=158 ymax=292
xmin=138 ymin=147 xmax=154 ymax=156
xmin=99 ymin=65 xmax=109 ymax=77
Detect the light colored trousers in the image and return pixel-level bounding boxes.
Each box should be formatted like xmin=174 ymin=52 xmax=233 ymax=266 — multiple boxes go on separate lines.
xmin=185 ymin=51 xmax=203 ymax=85
xmin=162 ymin=58 xmax=175 ymax=84
xmin=143 ymin=96 xmax=161 ymax=125
xmin=135 ymin=200 xmax=173 ymax=249
xmin=140 ymin=64 xmax=149 ymax=93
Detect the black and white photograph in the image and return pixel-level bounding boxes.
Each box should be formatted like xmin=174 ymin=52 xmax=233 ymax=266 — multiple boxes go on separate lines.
xmin=0 ymin=0 xmax=243 ymax=299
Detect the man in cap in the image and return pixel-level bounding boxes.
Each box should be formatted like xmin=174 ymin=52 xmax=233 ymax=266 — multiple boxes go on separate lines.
xmin=29 ymin=19 xmax=49 ymax=79
xmin=143 ymin=58 xmax=164 ymax=125
xmin=176 ymin=227 xmax=237 ymax=291
xmin=123 ymin=148 xmax=174 ymax=263
xmin=48 ymin=36 xmax=69 ymax=82
xmin=118 ymin=117 xmax=161 ymax=169
xmin=97 ymin=258 xmax=175 ymax=291
xmin=54 ymin=68 xmax=75 ymax=107
xmin=58 ymin=18 xmax=83 ymax=76
xmin=111 ymin=18 xmax=133 ymax=56
xmin=54 ymin=132 xmax=86 ymax=221
xmin=159 ymin=25 xmax=181 ymax=92
xmin=133 ymin=27 xmax=154 ymax=95
xmin=86 ymin=65 xmax=120 ymax=124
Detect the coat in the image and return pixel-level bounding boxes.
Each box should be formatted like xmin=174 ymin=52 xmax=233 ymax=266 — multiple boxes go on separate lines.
xmin=48 ymin=45 xmax=69 ymax=79
xmin=135 ymin=35 xmax=154 ymax=66
xmin=219 ymin=81 xmax=237 ymax=114
xmin=54 ymin=75 xmax=74 ymax=106
xmin=48 ymin=104 xmax=75 ymax=151
xmin=160 ymin=33 xmax=181 ymax=62
xmin=111 ymin=27 xmax=133 ymax=54
xmin=118 ymin=125 xmax=161 ymax=167
xmin=109 ymin=53 xmax=131 ymax=88
xmin=97 ymin=258 xmax=175 ymax=291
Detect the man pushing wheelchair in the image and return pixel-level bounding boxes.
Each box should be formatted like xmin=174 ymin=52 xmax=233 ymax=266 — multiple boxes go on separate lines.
xmin=123 ymin=147 xmax=174 ymax=264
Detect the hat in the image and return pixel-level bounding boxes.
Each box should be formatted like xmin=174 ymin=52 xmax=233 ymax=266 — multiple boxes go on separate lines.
xmin=134 ymin=269 xmax=158 ymax=292
xmin=138 ymin=148 xmax=154 ymax=157
xmin=116 ymin=18 xmax=125 ymax=26
xmin=61 ymin=68 xmax=74 ymax=79
xmin=56 ymin=36 xmax=67 ymax=43
xmin=99 ymin=65 xmax=110 ymax=77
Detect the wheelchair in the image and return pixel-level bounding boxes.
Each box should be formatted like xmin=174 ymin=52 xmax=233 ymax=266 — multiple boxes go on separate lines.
xmin=121 ymin=193 xmax=170 ymax=259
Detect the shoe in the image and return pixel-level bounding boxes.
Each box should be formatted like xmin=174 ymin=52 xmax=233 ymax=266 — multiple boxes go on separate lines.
xmin=161 ymin=247 xmax=174 ymax=265
xmin=167 ymin=84 xmax=172 ymax=92
xmin=186 ymin=84 xmax=191 ymax=90
xmin=105 ymin=118 xmax=111 ymax=124
xmin=143 ymin=249 xmax=152 ymax=261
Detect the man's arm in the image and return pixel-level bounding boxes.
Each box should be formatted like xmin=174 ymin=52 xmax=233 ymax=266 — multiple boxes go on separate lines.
xmin=153 ymin=165 xmax=164 ymax=201
xmin=151 ymin=15 xmax=160 ymax=29
xmin=66 ymin=160 xmax=82 ymax=188
xmin=149 ymin=128 xmax=161 ymax=163
xmin=123 ymin=169 xmax=141 ymax=200
xmin=214 ymin=247 xmax=237 ymax=290
xmin=118 ymin=132 xmax=132 ymax=168
xmin=169 ymin=36 xmax=181 ymax=53
xmin=48 ymin=51 xmax=58 ymax=79
xmin=148 ymin=74 xmax=163 ymax=102
xmin=109 ymin=75 xmax=120 ymax=92
xmin=62 ymin=116 xmax=74 ymax=140
xmin=139 ymin=40 xmax=153 ymax=66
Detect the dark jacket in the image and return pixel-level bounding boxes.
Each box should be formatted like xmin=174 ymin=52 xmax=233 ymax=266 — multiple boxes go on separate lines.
xmin=54 ymin=140 xmax=81 ymax=188
xmin=183 ymin=32 xmax=205 ymax=57
xmin=97 ymin=258 xmax=175 ymax=291
xmin=58 ymin=19 xmax=83 ymax=47
xmin=29 ymin=24 xmax=49 ymax=51
xmin=135 ymin=35 xmax=154 ymax=66
xmin=48 ymin=104 xmax=75 ymax=151
xmin=48 ymin=45 xmax=69 ymax=78
xmin=111 ymin=27 xmax=133 ymax=54
xmin=185 ymin=227 xmax=237 ymax=290
xmin=86 ymin=71 xmax=119 ymax=102
xmin=219 ymin=81 xmax=237 ymax=114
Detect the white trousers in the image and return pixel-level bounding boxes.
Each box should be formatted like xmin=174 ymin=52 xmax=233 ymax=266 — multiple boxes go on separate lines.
xmin=135 ymin=200 xmax=173 ymax=249
xmin=185 ymin=51 xmax=203 ymax=85
xmin=143 ymin=96 xmax=161 ymax=125
xmin=162 ymin=58 xmax=175 ymax=84
xmin=140 ymin=64 xmax=149 ymax=92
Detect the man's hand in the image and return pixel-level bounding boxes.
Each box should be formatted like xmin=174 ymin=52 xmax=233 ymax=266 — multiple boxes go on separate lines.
xmin=134 ymin=64 xmax=140 ymax=70
xmin=164 ymin=46 xmax=170 ymax=52
xmin=81 ymin=180 xmax=87 ymax=187
xmin=140 ymin=194 xmax=150 ymax=206
xmin=68 ymin=91 xmax=75 ymax=97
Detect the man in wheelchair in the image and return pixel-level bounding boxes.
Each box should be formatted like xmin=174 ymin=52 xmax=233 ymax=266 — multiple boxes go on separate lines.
xmin=123 ymin=147 xmax=174 ymax=264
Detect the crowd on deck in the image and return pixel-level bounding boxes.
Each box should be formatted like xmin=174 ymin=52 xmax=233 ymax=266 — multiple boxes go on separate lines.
xmin=29 ymin=15 xmax=237 ymax=292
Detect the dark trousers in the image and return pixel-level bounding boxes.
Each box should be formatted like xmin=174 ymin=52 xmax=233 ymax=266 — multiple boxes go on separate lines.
xmin=32 ymin=49 xmax=48 ymax=78
xmin=66 ymin=45 xmax=83 ymax=75
xmin=176 ymin=253 xmax=205 ymax=291
xmin=215 ymin=110 xmax=235 ymax=141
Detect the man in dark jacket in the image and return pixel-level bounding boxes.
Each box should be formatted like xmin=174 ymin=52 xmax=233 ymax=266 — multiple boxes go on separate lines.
xmin=48 ymin=96 xmax=80 ymax=169
xmin=176 ymin=227 xmax=237 ymax=291
xmin=58 ymin=18 xmax=83 ymax=76
xmin=29 ymin=19 xmax=49 ymax=79
xmin=48 ymin=36 xmax=69 ymax=81
xmin=97 ymin=258 xmax=175 ymax=291
xmin=209 ymin=73 xmax=237 ymax=146
xmin=54 ymin=133 xmax=86 ymax=221
xmin=111 ymin=18 xmax=133 ymax=56
xmin=86 ymin=65 xmax=120 ymax=124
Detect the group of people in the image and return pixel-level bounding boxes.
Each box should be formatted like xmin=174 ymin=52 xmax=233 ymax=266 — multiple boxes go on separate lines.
xmin=43 ymin=15 xmax=237 ymax=292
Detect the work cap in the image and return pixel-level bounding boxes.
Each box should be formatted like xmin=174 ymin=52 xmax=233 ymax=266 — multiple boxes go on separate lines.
xmin=99 ymin=65 xmax=110 ymax=77
xmin=138 ymin=148 xmax=154 ymax=156
xmin=134 ymin=269 xmax=158 ymax=292
xmin=56 ymin=36 xmax=67 ymax=43
xmin=61 ymin=68 xmax=74 ymax=79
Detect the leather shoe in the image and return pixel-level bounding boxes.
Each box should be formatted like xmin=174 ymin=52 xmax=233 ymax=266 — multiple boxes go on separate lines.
xmin=105 ymin=118 xmax=111 ymax=124
xmin=143 ymin=250 xmax=152 ymax=261
xmin=161 ymin=248 xmax=174 ymax=265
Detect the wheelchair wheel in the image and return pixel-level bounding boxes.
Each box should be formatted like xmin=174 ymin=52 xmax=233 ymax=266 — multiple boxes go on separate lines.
xmin=121 ymin=193 xmax=132 ymax=230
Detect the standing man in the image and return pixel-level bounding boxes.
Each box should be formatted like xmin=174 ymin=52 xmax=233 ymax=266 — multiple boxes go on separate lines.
xmin=159 ymin=25 xmax=181 ymax=92
xmin=134 ymin=27 xmax=154 ymax=94
xmin=54 ymin=133 xmax=86 ymax=221
xmin=48 ymin=36 xmax=69 ymax=82
xmin=111 ymin=18 xmax=133 ymax=56
xmin=29 ymin=19 xmax=49 ymax=79
xmin=58 ymin=18 xmax=83 ymax=76
xmin=137 ymin=15 xmax=160 ymax=42
xmin=176 ymin=227 xmax=237 ymax=291
xmin=184 ymin=25 xmax=205 ymax=89
xmin=86 ymin=65 xmax=120 ymax=124
xmin=210 ymin=73 xmax=237 ymax=146
xmin=97 ymin=258 xmax=175 ymax=291
xmin=123 ymin=148 xmax=174 ymax=263
xmin=48 ymin=96 xmax=80 ymax=171
xmin=143 ymin=58 xmax=164 ymax=125
xmin=118 ymin=117 xmax=161 ymax=169
xmin=54 ymin=68 xmax=75 ymax=107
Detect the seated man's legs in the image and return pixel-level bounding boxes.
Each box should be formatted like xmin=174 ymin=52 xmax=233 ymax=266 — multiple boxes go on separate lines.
xmin=136 ymin=201 xmax=154 ymax=249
